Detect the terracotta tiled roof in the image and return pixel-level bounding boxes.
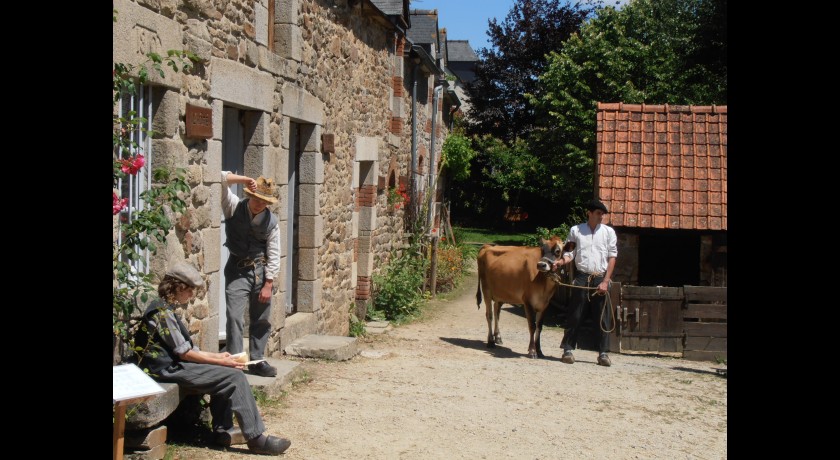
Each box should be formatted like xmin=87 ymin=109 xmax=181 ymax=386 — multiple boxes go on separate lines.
xmin=596 ymin=102 xmax=727 ymax=231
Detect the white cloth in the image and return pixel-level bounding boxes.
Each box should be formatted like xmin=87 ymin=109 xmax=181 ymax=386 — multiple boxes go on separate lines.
xmin=563 ymin=222 xmax=617 ymax=275
xmin=221 ymin=171 xmax=281 ymax=280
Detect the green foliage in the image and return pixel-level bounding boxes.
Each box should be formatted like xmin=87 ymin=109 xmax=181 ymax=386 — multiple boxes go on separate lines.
xmin=371 ymin=248 xmax=429 ymax=322
xmin=526 ymin=0 xmax=727 ymax=208
xmin=349 ymin=303 xmax=366 ymax=337
xmin=523 ymin=225 xmax=570 ymax=247
xmin=440 ymin=133 xmax=476 ymax=182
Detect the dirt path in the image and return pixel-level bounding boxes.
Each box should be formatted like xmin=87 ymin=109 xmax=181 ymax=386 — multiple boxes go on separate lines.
xmin=172 ymin=264 xmax=727 ymax=459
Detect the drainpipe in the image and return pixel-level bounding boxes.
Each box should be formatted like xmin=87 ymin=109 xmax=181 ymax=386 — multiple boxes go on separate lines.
xmin=426 ymin=84 xmax=444 ymax=229
xmin=410 ymin=59 xmax=420 ymax=216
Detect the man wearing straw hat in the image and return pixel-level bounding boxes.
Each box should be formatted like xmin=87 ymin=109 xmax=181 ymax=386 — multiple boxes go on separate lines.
xmin=221 ymin=171 xmax=281 ymax=378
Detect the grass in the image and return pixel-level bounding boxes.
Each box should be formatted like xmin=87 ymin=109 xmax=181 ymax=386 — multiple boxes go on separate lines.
xmin=453 ymin=226 xmax=531 ymax=246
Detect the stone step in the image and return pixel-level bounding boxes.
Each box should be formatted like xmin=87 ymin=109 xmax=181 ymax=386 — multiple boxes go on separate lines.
xmin=365 ymin=320 xmax=392 ymax=335
xmin=284 ymin=334 xmax=359 ymax=361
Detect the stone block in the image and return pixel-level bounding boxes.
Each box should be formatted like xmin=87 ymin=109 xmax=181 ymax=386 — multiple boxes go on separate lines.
xmin=282 ymin=85 xmax=324 ymax=125
xmin=351 ymin=261 xmax=357 ymax=288
xmin=300 ymin=124 xmax=321 ymax=153
xmin=276 ymin=184 xmax=289 ymax=218
xmin=208 ymin=183 xmax=221 ymax=227
xmin=245 ymin=111 xmax=271 ymax=147
xmin=296 ymin=279 xmax=322 ymax=312
xmin=358 ymin=206 xmax=377 ymax=232
xmin=125 ymin=425 xmax=167 ymax=450
xmin=211 ymin=100 xmax=224 ymax=141
xmin=259 ymin=47 xmax=287 ymax=77
xmin=276 ymin=0 xmax=299 ymax=24
xmin=113 ymin=0 xmax=183 ymax=89
xmin=274 ymin=23 xmax=301 ymax=62
xmin=151 ymin=139 xmax=187 ymax=171
xmin=125 ymin=383 xmax=182 ymax=430
xmin=184 ymin=32 xmax=212 ymax=63
xmin=297 ymin=184 xmax=322 ymax=216
xmin=358 ymin=245 xmax=374 ymax=277
xmin=124 ymin=444 xmax=167 ymax=460
xmin=152 ymin=90 xmax=180 ymax=138
xmin=284 ymin=335 xmax=358 ymax=361
xmin=204 ymin=139 xmax=221 ymax=182
xmin=297 ymin=248 xmax=319 ymax=281
xmin=208 ymin=270 xmax=220 ymax=316
xmin=209 ymin=58 xmax=274 ymax=113
xmin=202 ymin=227 xmax=221 ymax=272
xmin=299 ymin=151 xmax=324 ymax=184
xmin=243 ymin=145 xmax=270 ymax=178
xmin=355 ymin=136 xmax=379 ymax=161
xmin=199 ymin=314 xmax=219 ymax=352
xmin=273 ymin=146 xmax=289 ymax=183
xmin=255 ymin=3 xmax=268 ymax=46
xmin=351 ymin=211 xmax=359 ymax=238
xmin=298 ymin=215 xmax=323 ymax=249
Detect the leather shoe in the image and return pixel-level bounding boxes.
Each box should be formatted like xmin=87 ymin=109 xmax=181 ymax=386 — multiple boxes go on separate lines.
xmin=248 ymin=360 xmax=278 ymax=377
xmin=214 ymin=426 xmax=246 ymax=446
xmin=248 ymin=435 xmax=292 ymax=455
xmin=597 ymin=353 xmax=612 ymax=367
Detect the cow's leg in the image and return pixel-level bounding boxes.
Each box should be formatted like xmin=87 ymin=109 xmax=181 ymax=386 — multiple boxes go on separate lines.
xmin=493 ymin=300 xmax=503 ymax=345
xmin=534 ymin=307 xmax=546 ymax=358
xmin=484 ymin=295 xmax=495 ymax=348
xmin=524 ymin=304 xmax=538 ymax=359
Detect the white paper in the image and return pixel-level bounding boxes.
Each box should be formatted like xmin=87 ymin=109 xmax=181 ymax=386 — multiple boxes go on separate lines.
xmin=113 ymin=363 xmax=166 ymax=403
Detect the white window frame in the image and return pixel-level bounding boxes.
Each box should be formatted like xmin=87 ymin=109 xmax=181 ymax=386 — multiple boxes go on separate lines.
xmin=116 ymin=83 xmax=154 ymax=276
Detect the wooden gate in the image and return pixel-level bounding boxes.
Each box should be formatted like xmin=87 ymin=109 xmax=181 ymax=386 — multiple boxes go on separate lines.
xmin=615 ymin=285 xmax=727 ymax=362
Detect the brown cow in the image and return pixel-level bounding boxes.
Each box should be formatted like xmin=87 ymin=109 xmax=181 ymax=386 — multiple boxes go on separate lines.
xmin=475 ymin=236 xmax=570 ymax=358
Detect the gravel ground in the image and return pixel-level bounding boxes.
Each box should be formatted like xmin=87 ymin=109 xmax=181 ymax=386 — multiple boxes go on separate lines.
xmin=169 ymin=262 xmax=727 ymax=460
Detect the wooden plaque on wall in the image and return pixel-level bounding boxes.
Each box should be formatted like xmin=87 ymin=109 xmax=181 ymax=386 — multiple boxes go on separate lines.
xmin=186 ymin=104 xmax=213 ymax=139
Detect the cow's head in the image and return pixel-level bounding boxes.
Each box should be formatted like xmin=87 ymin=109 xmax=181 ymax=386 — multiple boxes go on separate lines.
xmin=536 ymin=236 xmax=566 ymax=272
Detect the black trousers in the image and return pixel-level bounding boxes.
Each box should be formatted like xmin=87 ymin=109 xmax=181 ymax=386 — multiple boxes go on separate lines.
xmin=560 ymin=272 xmax=612 ymax=354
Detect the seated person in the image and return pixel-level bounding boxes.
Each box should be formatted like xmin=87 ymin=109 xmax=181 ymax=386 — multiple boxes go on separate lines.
xmin=133 ymin=261 xmax=291 ymax=455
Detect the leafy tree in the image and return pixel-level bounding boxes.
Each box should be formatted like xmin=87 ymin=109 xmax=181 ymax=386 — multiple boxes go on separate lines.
xmin=526 ymin=0 xmax=727 ymax=210
xmin=464 ymin=0 xmax=597 ymax=143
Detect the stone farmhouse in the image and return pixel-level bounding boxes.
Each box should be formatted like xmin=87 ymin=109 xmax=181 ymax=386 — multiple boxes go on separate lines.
xmin=113 ymin=0 xmax=474 ymax=357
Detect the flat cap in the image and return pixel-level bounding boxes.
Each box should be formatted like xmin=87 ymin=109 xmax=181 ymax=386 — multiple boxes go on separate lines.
xmin=585 ymin=199 xmax=609 ymax=214
xmin=165 ymin=262 xmax=203 ymax=287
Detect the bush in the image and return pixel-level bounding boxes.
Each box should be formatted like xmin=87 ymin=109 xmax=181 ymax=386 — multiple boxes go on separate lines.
xmin=371 ymin=251 xmax=428 ymax=322
xmin=523 ymin=225 xmax=570 ymax=247
xmin=430 ymin=244 xmax=465 ymax=293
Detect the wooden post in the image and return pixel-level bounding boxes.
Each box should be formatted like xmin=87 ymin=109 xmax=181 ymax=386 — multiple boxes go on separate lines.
xmin=429 ymin=235 xmax=439 ymax=296
xmin=113 ymin=402 xmax=127 ymax=460
xmin=443 ymin=203 xmax=455 ymax=245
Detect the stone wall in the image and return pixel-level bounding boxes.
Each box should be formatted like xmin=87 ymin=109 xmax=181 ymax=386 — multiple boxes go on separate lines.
xmin=114 ymin=0 xmax=447 ymax=355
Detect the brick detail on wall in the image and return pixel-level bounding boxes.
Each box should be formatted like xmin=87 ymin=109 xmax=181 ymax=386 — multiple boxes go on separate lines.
xmin=356 ymin=185 xmax=377 ymax=207
xmin=425 ymin=119 xmax=432 ymax=134
xmin=356 ymin=276 xmax=371 ymax=300
xmin=390 ymin=116 xmax=403 ymax=135
xmin=393 ymin=76 xmax=403 ymax=97
xmin=396 ymin=35 xmax=405 ymax=55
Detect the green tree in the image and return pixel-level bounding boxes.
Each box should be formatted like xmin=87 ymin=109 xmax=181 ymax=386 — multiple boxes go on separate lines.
xmin=526 ymin=0 xmax=727 ymax=209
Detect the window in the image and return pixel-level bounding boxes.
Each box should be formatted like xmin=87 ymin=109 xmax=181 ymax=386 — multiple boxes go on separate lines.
xmin=115 ymin=83 xmax=155 ymax=276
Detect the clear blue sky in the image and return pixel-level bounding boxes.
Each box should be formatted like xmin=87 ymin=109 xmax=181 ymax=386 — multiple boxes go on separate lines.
xmin=410 ymin=0 xmax=517 ymax=53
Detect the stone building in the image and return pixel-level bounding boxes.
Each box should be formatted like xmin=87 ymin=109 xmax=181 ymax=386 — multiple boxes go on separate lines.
xmin=113 ymin=0 xmax=463 ymax=357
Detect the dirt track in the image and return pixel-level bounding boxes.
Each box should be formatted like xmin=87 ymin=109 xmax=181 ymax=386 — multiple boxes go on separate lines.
xmin=170 ymin=262 xmax=727 ymax=459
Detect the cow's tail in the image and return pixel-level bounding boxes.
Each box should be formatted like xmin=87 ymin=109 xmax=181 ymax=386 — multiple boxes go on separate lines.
xmin=476 ymin=277 xmax=482 ymax=310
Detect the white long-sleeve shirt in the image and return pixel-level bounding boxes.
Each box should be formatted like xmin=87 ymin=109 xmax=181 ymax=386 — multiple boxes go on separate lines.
xmin=563 ymin=222 xmax=617 ymax=275
xmin=221 ymin=171 xmax=281 ymax=280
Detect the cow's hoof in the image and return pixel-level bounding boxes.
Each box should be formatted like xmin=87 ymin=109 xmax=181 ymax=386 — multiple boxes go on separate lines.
xmin=536 ymin=351 xmax=545 ymax=358
xmin=495 ymin=337 xmax=503 ymax=345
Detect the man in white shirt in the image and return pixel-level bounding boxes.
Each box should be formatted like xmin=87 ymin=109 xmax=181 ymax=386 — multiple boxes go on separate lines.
xmin=221 ymin=171 xmax=282 ymax=377
xmin=552 ymin=199 xmax=618 ymax=367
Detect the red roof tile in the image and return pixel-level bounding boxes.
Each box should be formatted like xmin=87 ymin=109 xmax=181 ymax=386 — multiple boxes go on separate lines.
xmin=596 ymin=102 xmax=727 ymax=231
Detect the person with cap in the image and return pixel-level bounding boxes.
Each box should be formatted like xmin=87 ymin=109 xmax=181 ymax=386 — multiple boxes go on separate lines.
xmin=221 ymin=171 xmax=281 ymax=378
xmin=552 ymin=199 xmax=618 ymax=367
xmin=134 ymin=262 xmax=292 ymax=455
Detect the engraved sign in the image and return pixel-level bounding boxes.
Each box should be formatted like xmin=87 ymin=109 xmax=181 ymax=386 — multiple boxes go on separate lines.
xmin=186 ymin=104 xmax=213 ymax=139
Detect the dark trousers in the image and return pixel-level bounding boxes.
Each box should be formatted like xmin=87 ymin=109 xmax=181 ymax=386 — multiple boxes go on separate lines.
xmin=560 ymin=272 xmax=612 ymax=354
xmin=159 ymin=362 xmax=266 ymax=440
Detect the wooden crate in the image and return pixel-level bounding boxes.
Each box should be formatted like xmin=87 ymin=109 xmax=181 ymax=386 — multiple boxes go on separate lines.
xmin=682 ymin=286 xmax=727 ymax=362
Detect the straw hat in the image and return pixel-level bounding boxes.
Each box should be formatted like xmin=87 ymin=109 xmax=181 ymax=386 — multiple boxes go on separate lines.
xmin=243 ymin=176 xmax=278 ymax=204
